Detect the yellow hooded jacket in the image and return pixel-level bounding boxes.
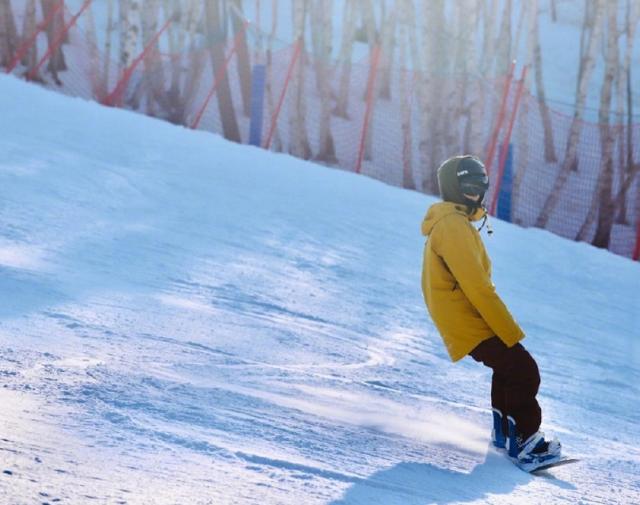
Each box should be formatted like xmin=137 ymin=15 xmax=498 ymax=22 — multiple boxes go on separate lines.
xmin=421 ymin=202 xmax=524 ymax=362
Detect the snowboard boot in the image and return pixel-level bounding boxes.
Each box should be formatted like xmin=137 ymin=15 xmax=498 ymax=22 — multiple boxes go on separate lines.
xmin=507 ymin=416 xmax=562 ymax=471
xmin=491 ymin=408 xmax=506 ymax=449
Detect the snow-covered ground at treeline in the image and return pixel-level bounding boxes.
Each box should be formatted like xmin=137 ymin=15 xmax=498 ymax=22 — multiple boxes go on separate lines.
xmin=1 ymin=74 xmax=639 ymax=505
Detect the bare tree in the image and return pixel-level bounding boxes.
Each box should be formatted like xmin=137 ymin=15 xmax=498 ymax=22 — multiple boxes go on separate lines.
xmin=40 ymin=0 xmax=67 ymax=83
xmin=20 ymin=0 xmax=38 ymax=73
xmin=495 ymin=0 xmax=513 ymax=76
xmin=418 ymin=0 xmax=446 ymax=194
xmin=230 ymin=0 xmax=252 ymax=117
xmin=576 ymin=1 xmax=618 ymax=246
xmin=166 ymin=0 xmax=208 ymax=125
xmin=102 ymin=0 xmax=115 ymax=97
xmin=288 ymin=0 xmax=312 ymax=159
xmin=535 ymin=0 xmax=604 ymax=228
xmin=204 ymin=0 xmax=241 ymax=142
xmin=531 ymin=0 xmax=557 ymax=162
xmin=119 ymin=0 xmax=140 ymax=71
xmin=377 ymin=0 xmax=396 ymax=100
xmin=312 ymin=0 xmax=337 ymax=164
xmin=265 ymin=0 xmax=283 ymax=151
xmin=398 ymin=0 xmax=415 ymax=189
xmin=333 ymin=0 xmax=357 ymax=118
xmin=84 ymin=1 xmax=103 ymax=98
xmin=360 ymin=1 xmax=391 ymax=163
xmin=139 ymin=0 xmax=166 ymax=114
xmin=0 ymin=0 xmax=18 ymax=68
xmin=615 ymin=0 xmax=639 ymax=224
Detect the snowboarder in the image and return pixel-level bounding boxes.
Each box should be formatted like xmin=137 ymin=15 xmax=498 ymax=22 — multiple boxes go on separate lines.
xmin=420 ymin=155 xmax=562 ymax=472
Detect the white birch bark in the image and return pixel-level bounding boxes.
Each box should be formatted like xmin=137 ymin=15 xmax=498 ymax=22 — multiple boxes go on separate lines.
xmin=84 ymin=2 xmax=103 ymax=99
xmin=21 ymin=0 xmax=38 ymax=71
xmin=265 ymin=0 xmax=283 ymax=151
xmin=0 ymin=0 xmax=18 ymax=67
xmin=399 ymin=0 xmax=415 ymax=189
xmin=313 ymin=0 xmax=337 ymax=163
xmin=333 ymin=0 xmax=356 ymax=118
xmin=120 ymin=0 xmax=141 ymax=70
xmin=103 ymin=0 xmax=115 ymax=93
xmin=288 ymin=0 xmax=312 ymax=159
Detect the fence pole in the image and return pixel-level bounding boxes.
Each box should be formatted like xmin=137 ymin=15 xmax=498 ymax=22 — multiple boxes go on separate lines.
xmin=190 ymin=21 xmax=249 ymax=131
xmin=26 ymin=0 xmax=92 ymax=81
xmin=490 ymin=65 xmax=528 ymax=217
xmin=496 ymin=143 xmax=513 ymax=221
xmin=102 ymin=15 xmax=174 ymax=107
xmin=5 ymin=0 xmax=65 ymax=74
xmin=633 ymin=220 xmax=640 ymax=261
xmin=262 ymin=37 xmax=302 ymax=150
xmin=248 ymin=64 xmax=266 ymax=146
xmin=355 ymin=44 xmax=382 ymax=174
xmin=485 ymin=61 xmax=516 ymax=176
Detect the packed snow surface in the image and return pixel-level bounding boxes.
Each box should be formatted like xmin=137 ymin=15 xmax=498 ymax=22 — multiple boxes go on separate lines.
xmin=1 ymin=74 xmax=639 ymax=504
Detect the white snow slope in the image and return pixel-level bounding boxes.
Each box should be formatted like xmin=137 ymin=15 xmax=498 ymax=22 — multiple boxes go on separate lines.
xmin=1 ymin=74 xmax=639 ymax=505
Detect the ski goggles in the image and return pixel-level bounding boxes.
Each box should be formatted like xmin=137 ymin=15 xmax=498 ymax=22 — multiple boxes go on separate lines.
xmin=458 ymin=173 xmax=489 ymax=196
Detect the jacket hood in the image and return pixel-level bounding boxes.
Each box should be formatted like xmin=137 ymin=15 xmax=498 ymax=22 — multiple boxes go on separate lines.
xmin=421 ymin=201 xmax=486 ymax=236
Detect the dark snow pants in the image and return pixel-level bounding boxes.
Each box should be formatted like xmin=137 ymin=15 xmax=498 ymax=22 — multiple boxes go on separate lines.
xmin=469 ymin=336 xmax=541 ymax=440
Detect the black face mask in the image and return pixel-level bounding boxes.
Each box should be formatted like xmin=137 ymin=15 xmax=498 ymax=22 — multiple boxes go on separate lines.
xmin=459 ymin=173 xmax=489 ymax=198
xmin=457 ymin=159 xmax=489 ymax=206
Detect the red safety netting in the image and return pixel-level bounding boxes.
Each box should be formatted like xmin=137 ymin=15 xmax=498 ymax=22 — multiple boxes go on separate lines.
xmin=4 ymin=1 xmax=640 ymax=261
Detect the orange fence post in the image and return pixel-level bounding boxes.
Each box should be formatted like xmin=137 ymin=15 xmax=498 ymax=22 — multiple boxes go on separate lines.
xmin=490 ymin=65 xmax=528 ymax=217
xmin=263 ymin=38 xmax=302 ymax=149
xmin=485 ymin=61 xmax=515 ymax=176
xmin=190 ymin=21 xmax=249 ymax=130
xmin=5 ymin=0 xmax=65 ymax=74
xmin=355 ymin=44 xmax=382 ymax=174
xmin=26 ymin=0 xmax=92 ymax=81
xmin=102 ymin=15 xmax=174 ymax=107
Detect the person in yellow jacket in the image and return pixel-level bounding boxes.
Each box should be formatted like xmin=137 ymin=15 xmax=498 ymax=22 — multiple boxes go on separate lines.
xmin=421 ymin=155 xmax=561 ymax=470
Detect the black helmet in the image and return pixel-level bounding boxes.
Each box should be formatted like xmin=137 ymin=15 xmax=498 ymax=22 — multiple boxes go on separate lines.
xmin=437 ymin=155 xmax=489 ymax=208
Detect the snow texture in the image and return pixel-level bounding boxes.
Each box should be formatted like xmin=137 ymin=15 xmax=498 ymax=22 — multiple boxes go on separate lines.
xmin=0 ymin=74 xmax=639 ymax=504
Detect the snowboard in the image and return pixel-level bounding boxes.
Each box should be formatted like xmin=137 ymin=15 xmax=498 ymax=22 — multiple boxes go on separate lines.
xmin=529 ymin=457 xmax=580 ymax=474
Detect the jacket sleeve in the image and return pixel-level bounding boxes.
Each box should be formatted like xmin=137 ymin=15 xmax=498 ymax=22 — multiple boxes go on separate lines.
xmin=434 ymin=214 xmax=524 ymax=347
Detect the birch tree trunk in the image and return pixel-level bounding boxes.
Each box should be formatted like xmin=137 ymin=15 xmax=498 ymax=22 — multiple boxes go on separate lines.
xmin=419 ymin=0 xmax=446 ymax=194
xmin=615 ymin=0 xmax=638 ymax=224
xmin=453 ymin=0 xmax=477 ymax=154
xmin=495 ymin=0 xmax=512 ymax=76
xmin=172 ymin=0 xmax=207 ymax=125
xmin=140 ymin=0 xmax=166 ymax=115
xmin=535 ymin=0 xmax=604 ymax=228
xmin=205 ymin=0 xmax=241 ymax=142
xmin=577 ymin=2 xmax=618 ymax=248
xmin=265 ymin=0 xmax=283 ymax=151
xmin=532 ymin=0 xmax=557 ymax=162
xmin=377 ymin=2 xmax=396 ymax=100
xmin=21 ymin=0 xmax=38 ymax=71
xmin=399 ymin=0 xmax=415 ymax=190
xmin=84 ymin=2 xmax=104 ymax=99
xmin=313 ymin=0 xmax=337 ymax=163
xmin=120 ymin=0 xmax=140 ymax=71
xmin=358 ymin=0 xmax=382 ymax=163
xmin=103 ymin=0 xmax=115 ymax=97
xmin=40 ymin=0 xmax=66 ymax=82
xmin=480 ymin=0 xmax=499 ymax=77
xmin=0 ymin=0 xmax=18 ymax=68
xmin=288 ymin=0 xmax=312 ymax=159
xmin=333 ymin=0 xmax=356 ymax=118
xmin=231 ymin=0 xmax=252 ymax=117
